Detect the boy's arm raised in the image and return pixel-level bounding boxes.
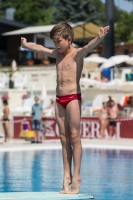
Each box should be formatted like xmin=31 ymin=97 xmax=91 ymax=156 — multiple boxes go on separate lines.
xmin=77 ymin=26 xmax=110 ymax=57
xmin=21 ymin=37 xmax=56 ymax=58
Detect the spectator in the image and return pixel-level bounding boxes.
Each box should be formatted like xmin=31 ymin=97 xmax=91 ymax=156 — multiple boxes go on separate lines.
xmin=0 ymin=99 xmax=11 ymax=143
xmin=94 ymin=102 xmax=108 ymax=139
xmin=108 ymin=99 xmax=119 ymax=139
xmin=20 ymin=117 xmax=31 ymax=139
xmin=31 ymin=96 xmax=43 ymax=143
xmin=45 ymin=98 xmax=55 ymax=109
xmin=101 ymin=67 xmax=114 ymax=82
xmin=40 ymin=111 xmax=46 ymax=140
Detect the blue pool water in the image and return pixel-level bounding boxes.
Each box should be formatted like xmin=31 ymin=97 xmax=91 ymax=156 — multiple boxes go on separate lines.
xmin=0 ymin=148 xmax=133 ymax=200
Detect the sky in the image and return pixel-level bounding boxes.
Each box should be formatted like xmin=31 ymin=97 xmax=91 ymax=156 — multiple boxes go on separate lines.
xmin=101 ymin=0 xmax=133 ymax=13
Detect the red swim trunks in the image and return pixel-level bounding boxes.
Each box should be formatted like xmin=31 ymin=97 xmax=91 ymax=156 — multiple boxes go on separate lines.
xmin=56 ymin=93 xmax=82 ymax=109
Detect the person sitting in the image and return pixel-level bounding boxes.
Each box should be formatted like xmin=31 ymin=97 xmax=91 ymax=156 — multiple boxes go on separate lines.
xmin=20 ymin=117 xmax=31 ymax=139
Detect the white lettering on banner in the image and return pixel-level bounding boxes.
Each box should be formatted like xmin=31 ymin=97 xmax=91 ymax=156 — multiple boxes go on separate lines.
xmin=91 ymin=122 xmax=100 ymax=138
xmin=45 ymin=121 xmax=56 ymax=137
xmin=81 ymin=121 xmax=91 ymax=138
xmin=81 ymin=121 xmax=121 ymax=138
xmin=45 ymin=119 xmax=121 ymax=139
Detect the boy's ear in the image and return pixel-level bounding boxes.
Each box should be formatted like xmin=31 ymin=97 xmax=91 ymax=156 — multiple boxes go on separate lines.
xmin=68 ymin=36 xmax=72 ymax=43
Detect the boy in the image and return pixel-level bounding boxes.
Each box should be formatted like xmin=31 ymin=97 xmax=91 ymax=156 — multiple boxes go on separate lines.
xmin=21 ymin=22 xmax=109 ymax=194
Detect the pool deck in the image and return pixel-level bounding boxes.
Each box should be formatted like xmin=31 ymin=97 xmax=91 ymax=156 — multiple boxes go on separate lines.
xmin=0 ymin=138 xmax=133 ymax=152
xmin=0 ymin=192 xmax=94 ymax=200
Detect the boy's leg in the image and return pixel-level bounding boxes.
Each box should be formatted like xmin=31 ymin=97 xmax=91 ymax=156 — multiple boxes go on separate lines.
xmin=55 ymin=102 xmax=72 ymax=193
xmin=66 ymin=100 xmax=82 ymax=194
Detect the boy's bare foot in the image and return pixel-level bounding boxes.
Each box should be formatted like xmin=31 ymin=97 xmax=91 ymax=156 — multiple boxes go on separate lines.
xmin=65 ymin=179 xmax=81 ymax=194
xmin=59 ymin=177 xmax=72 ymax=194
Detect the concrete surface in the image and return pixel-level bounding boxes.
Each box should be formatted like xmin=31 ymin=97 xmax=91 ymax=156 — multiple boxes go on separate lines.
xmin=0 ymin=138 xmax=133 ymax=152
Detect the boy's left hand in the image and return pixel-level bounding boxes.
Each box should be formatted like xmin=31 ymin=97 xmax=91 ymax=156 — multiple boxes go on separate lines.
xmin=98 ymin=26 xmax=110 ymax=39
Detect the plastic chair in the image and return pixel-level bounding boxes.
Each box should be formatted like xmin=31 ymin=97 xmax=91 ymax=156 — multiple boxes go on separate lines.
xmin=121 ymin=69 xmax=132 ymax=82
xmin=0 ymin=73 xmax=8 ymax=88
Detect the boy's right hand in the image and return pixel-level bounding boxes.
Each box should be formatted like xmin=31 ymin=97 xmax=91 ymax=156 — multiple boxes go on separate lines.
xmin=21 ymin=37 xmax=27 ymax=48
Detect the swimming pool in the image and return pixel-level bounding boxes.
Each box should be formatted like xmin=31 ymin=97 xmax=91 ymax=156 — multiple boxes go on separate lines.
xmin=0 ymin=148 xmax=133 ymax=200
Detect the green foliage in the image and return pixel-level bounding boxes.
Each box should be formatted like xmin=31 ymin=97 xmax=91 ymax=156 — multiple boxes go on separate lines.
xmin=114 ymin=11 xmax=133 ymax=43
xmin=0 ymin=0 xmax=54 ymax=25
xmin=51 ymin=0 xmax=101 ymax=24
xmin=14 ymin=0 xmax=55 ymax=25
xmin=37 ymin=7 xmax=54 ymax=25
xmin=14 ymin=0 xmax=42 ymax=24
xmin=1 ymin=0 xmax=133 ymax=44
xmin=0 ymin=0 xmax=10 ymax=17
xmin=128 ymin=32 xmax=133 ymax=43
xmin=89 ymin=0 xmax=105 ymax=26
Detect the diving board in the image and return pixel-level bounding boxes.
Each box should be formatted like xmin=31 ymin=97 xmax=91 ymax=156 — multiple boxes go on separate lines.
xmin=0 ymin=192 xmax=94 ymax=199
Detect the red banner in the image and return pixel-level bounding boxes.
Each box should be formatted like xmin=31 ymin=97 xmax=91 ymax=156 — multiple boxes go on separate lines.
xmin=13 ymin=116 xmax=133 ymax=139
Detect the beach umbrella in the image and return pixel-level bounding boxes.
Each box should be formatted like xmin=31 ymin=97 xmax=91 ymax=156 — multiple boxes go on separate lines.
xmin=125 ymin=57 xmax=133 ymax=65
xmin=100 ymin=55 xmax=129 ymax=70
xmin=73 ymin=22 xmax=100 ymax=39
xmin=80 ymin=78 xmax=99 ymax=87
xmin=84 ymin=56 xmax=107 ymax=63
xmin=83 ymin=55 xmax=107 ymax=73
xmin=96 ymin=80 xmax=119 ymax=90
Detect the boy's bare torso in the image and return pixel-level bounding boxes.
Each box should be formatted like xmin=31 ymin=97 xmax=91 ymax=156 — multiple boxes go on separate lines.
xmin=56 ymin=48 xmax=83 ymax=96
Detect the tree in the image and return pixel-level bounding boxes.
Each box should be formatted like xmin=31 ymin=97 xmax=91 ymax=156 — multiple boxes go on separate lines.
xmin=51 ymin=0 xmax=101 ymax=24
xmin=89 ymin=0 xmax=105 ymax=25
xmin=14 ymin=0 xmax=55 ymax=25
xmin=114 ymin=10 xmax=133 ymax=43
xmin=0 ymin=0 xmax=11 ymax=17
xmin=0 ymin=0 xmax=55 ymax=25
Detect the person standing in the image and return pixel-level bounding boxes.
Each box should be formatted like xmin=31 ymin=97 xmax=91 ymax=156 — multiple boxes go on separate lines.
xmin=108 ymin=100 xmax=119 ymax=139
xmin=1 ymin=99 xmax=11 ymax=143
xmin=21 ymin=21 xmax=109 ymax=194
xmin=31 ymin=96 xmax=43 ymax=143
xmin=94 ymin=102 xmax=109 ymax=139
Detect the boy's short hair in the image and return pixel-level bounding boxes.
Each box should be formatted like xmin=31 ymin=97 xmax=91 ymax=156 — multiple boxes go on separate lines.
xmin=50 ymin=22 xmax=74 ymax=43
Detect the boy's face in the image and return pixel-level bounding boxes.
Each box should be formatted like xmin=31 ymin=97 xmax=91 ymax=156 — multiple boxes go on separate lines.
xmin=53 ymin=36 xmax=71 ymax=53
